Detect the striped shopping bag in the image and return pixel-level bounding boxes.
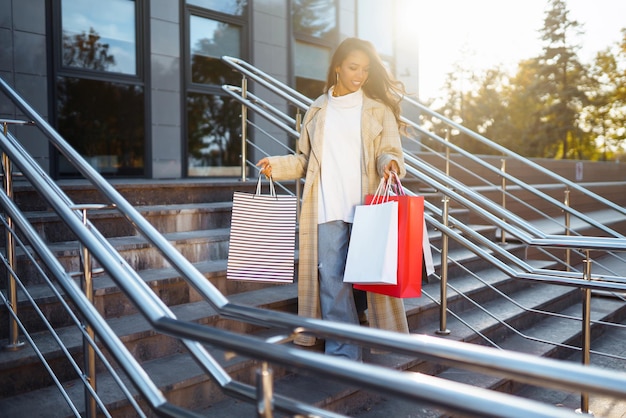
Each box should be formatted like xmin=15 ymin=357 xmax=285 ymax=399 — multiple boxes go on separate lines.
xmin=226 ymin=176 xmax=297 ymax=283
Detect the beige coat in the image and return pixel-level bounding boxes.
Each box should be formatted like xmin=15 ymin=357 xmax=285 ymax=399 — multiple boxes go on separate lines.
xmin=268 ymin=93 xmax=409 ymax=346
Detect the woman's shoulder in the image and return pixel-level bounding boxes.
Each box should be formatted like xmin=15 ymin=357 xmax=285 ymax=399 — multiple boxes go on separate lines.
xmin=302 ymin=94 xmax=328 ymax=121
xmin=310 ymin=93 xmax=328 ymax=108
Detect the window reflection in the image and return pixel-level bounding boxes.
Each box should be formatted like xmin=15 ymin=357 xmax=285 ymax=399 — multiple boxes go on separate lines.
xmin=61 ymin=0 xmax=136 ymax=75
xmin=56 ymin=77 xmax=145 ymax=176
xmin=357 ymin=0 xmax=393 ymax=57
xmin=187 ymin=0 xmax=247 ymax=16
xmin=190 ymin=15 xmax=241 ymax=85
xmin=187 ymin=93 xmax=241 ymax=176
xmin=294 ymin=41 xmax=329 ymax=98
xmin=292 ymin=0 xmax=337 ymax=40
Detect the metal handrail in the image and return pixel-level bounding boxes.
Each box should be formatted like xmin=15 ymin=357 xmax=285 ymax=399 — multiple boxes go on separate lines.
xmin=217 ymin=56 xmax=626 ymax=416
xmin=405 ymin=120 xmax=625 ymax=239
xmin=0 ymin=114 xmax=604 ymax=418
xmin=220 ymin=56 xmax=626 ymax=248
xmin=3 ymin=66 xmax=626 ymax=416
xmin=403 ymin=95 xmax=626 ymax=218
xmin=225 ymin=79 xmax=626 ymax=274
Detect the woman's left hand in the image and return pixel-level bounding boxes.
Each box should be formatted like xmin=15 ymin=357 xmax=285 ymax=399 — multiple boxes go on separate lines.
xmin=383 ymin=160 xmax=399 ymax=181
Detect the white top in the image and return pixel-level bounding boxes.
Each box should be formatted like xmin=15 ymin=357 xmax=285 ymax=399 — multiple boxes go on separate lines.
xmin=318 ymin=87 xmax=363 ymax=224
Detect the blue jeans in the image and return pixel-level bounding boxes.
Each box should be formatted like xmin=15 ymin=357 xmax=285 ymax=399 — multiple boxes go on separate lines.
xmin=318 ymin=221 xmax=362 ymax=361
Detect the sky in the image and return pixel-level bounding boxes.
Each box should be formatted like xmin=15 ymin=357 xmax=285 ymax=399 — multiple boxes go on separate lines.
xmin=411 ymin=0 xmax=626 ymax=101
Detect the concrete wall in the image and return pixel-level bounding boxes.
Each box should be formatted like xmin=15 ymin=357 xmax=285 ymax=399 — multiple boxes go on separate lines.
xmin=150 ymin=0 xmax=183 ymax=178
xmin=0 ymin=0 xmax=50 ymax=173
xmin=418 ymin=153 xmax=626 ymax=185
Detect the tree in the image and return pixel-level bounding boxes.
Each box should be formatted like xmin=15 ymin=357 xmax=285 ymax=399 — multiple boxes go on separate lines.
xmin=498 ymin=58 xmax=546 ymax=156
xmin=62 ymin=28 xmax=115 ymax=71
xmin=530 ymin=0 xmax=590 ymax=159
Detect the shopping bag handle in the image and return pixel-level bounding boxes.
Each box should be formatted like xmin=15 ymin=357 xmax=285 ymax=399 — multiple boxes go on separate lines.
xmin=255 ymin=174 xmax=277 ymax=197
xmin=370 ymin=177 xmax=394 ymax=205
xmin=390 ymin=171 xmax=406 ymax=196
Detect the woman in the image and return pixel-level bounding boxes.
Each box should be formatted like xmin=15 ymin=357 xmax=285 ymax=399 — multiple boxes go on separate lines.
xmin=257 ymin=37 xmax=408 ymax=361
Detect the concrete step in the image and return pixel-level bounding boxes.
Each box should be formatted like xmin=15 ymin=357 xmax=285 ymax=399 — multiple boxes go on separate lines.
xmin=10 ymin=228 xmax=231 ymax=286
xmin=516 ymin=315 xmax=626 ymax=417
xmin=1 ymin=228 xmax=511 ymax=337
xmin=12 ymin=179 xmax=266 ymax=211
xmin=0 ymin=283 xmax=299 ymax=399
xmin=197 ymin=274 xmax=615 ymax=417
xmin=0 ymin=253 xmax=548 ymax=410
xmin=17 ymin=202 xmax=233 ymax=243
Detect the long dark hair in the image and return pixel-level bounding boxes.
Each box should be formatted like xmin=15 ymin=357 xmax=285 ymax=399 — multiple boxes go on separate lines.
xmin=325 ymin=37 xmax=406 ymax=128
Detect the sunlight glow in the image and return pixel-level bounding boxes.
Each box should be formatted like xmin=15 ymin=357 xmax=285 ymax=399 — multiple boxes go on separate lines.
xmin=408 ymin=0 xmax=626 ymax=101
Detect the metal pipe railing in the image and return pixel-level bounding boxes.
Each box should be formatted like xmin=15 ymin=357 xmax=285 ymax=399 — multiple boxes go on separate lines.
xmin=1 ymin=126 xmax=607 ymax=418
xmin=217 ymin=59 xmax=626 ymax=415
xmin=220 ymin=56 xmax=625 ymax=245
xmin=402 ymin=95 xmax=626 ymax=219
xmin=222 ymin=56 xmax=626 ymax=243
xmin=1 ymin=118 xmax=30 ymax=352
xmin=4 ymin=65 xmax=626 ymax=416
xmin=71 ymin=203 xmax=112 ymax=418
xmin=406 ymin=125 xmax=626 ymax=239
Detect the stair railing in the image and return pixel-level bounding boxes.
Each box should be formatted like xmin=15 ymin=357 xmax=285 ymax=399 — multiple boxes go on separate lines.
xmin=220 ymin=56 xmax=626 ymax=277
xmin=405 ymin=94 xmax=626 ymax=219
xmin=4 ymin=68 xmax=626 ymax=416
xmin=1 ymin=118 xmax=30 ymax=352
xmin=219 ymin=57 xmax=626 ymax=415
xmin=1 ymin=100 xmax=610 ymax=418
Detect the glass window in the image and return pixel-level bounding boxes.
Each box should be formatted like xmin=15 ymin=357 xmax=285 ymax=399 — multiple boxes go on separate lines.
xmin=190 ymin=15 xmax=241 ymax=85
xmin=187 ymin=93 xmax=241 ymax=176
xmin=187 ymin=0 xmax=247 ymax=16
xmin=294 ymin=41 xmax=329 ymax=98
xmin=61 ymin=0 xmax=137 ymax=75
xmin=56 ymin=77 xmax=145 ymax=176
xmin=291 ymin=0 xmax=337 ymax=41
xmin=187 ymin=12 xmax=245 ymax=177
xmin=357 ymin=0 xmax=393 ymax=57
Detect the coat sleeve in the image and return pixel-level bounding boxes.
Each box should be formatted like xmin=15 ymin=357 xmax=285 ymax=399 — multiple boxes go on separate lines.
xmin=375 ymin=105 xmax=406 ymax=179
xmin=266 ymin=107 xmax=317 ymax=181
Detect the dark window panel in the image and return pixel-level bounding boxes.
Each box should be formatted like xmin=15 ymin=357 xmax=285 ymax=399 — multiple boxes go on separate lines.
xmin=187 ymin=93 xmax=241 ymax=176
xmin=56 ymin=77 xmax=145 ymax=177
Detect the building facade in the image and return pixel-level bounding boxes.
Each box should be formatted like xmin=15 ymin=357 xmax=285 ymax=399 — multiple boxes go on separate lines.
xmin=0 ymin=0 xmax=419 ymax=179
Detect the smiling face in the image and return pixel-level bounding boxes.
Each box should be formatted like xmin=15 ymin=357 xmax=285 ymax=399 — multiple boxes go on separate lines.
xmin=334 ymin=50 xmax=370 ymax=96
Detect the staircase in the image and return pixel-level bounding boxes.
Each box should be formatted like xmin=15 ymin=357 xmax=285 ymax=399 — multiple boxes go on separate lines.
xmin=1 ymin=178 xmax=626 ymax=417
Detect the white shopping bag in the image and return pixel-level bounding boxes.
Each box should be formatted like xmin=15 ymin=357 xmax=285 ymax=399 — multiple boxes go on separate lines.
xmin=343 ymin=200 xmax=398 ymax=285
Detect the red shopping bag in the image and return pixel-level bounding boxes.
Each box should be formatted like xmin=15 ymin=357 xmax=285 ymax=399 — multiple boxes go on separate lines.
xmin=353 ymin=193 xmax=426 ymax=298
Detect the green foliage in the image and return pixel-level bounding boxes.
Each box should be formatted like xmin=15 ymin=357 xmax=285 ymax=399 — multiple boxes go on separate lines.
xmin=431 ymin=0 xmax=626 ymax=161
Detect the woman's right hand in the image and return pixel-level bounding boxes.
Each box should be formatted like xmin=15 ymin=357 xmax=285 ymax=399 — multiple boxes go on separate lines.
xmin=256 ymin=157 xmax=272 ymax=178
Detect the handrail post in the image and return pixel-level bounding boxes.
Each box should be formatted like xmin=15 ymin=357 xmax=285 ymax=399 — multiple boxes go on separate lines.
xmin=72 ymin=204 xmax=109 ymax=418
xmin=578 ymin=250 xmax=592 ymax=415
xmin=437 ymin=195 xmax=451 ymax=335
xmin=500 ymin=158 xmax=506 ymax=244
xmin=437 ymin=128 xmax=451 ymax=335
xmin=240 ymin=75 xmax=248 ymax=182
xmin=564 ymin=188 xmax=571 ymax=271
xmin=2 ymin=120 xmax=25 ymax=351
xmin=444 ymin=129 xmax=450 ymax=178
xmin=256 ymin=361 xmax=274 ymax=418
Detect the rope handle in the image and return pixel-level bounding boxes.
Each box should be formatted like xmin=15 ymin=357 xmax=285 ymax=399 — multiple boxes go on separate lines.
xmin=255 ymin=174 xmax=277 ymax=197
xmin=390 ymin=171 xmax=406 ymax=196
xmin=370 ymin=177 xmax=395 ymax=205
